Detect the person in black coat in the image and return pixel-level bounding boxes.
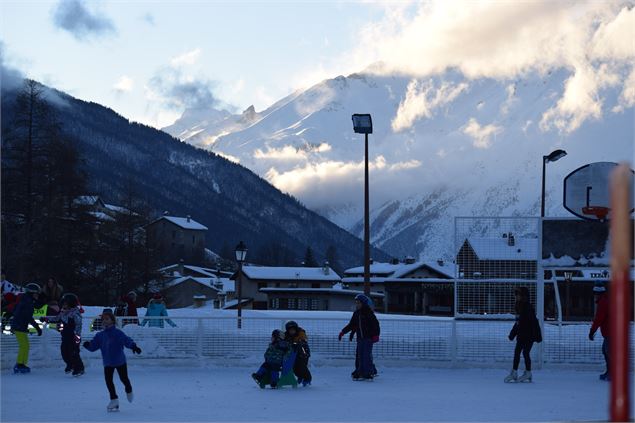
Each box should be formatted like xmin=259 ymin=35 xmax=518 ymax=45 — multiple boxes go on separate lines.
xmin=505 ymin=287 xmax=540 ymax=383
xmin=339 ymin=294 xmax=380 ymax=380
xmin=284 ymin=320 xmax=312 ymax=386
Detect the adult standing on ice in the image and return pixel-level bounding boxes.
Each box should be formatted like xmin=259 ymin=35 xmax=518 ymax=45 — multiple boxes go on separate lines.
xmin=588 ymin=282 xmax=609 ymax=381
xmin=140 ymin=293 xmax=176 ymax=328
xmin=504 ymin=286 xmax=540 ymax=383
xmin=339 ymin=294 xmax=380 ymax=380
xmin=83 ymin=308 xmax=142 ymax=412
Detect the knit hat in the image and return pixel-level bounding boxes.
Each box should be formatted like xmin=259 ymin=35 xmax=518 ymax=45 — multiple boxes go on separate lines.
xmin=61 ymin=293 xmax=79 ymax=308
xmin=271 ymin=329 xmax=283 ymax=339
xmin=354 ymin=294 xmax=370 ymax=306
xmin=285 ymin=320 xmax=298 ymax=331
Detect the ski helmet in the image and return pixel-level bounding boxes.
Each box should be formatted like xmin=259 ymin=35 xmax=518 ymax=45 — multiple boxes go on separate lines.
xmin=354 ymin=294 xmax=370 ymax=305
xmin=24 ymin=283 xmax=41 ymax=294
xmin=61 ymin=293 xmax=79 ymax=308
xmin=285 ymin=320 xmax=298 ymax=331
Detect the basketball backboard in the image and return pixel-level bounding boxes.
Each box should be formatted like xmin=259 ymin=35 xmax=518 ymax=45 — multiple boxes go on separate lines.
xmin=563 ymin=162 xmax=634 ymax=221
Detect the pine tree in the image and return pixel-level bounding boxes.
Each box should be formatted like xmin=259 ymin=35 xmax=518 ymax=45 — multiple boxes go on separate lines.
xmin=303 ymin=247 xmax=318 ymax=267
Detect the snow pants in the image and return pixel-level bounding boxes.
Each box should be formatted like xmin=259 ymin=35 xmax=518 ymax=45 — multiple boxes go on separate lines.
xmin=293 ymin=354 xmax=312 ymax=383
xmin=512 ymin=340 xmax=533 ymax=371
xmin=104 ymin=364 xmax=132 ymax=400
xmin=61 ymin=337 xmax=84 ymax=372
xmin=355 ymin=338 xmax=374 ymax=377
xmin=15 ymin=331 xmax=29 ymax=365
xmin=255 ymin=362 xmax=280 ymax=386
xmin=602 ymin=336 xmax=609 ymax=374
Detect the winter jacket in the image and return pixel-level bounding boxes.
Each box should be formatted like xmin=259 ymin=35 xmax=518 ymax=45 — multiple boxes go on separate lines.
xmin=141 ymin=300 xmax=176 ymax=328
xmin=84 ymin=325 xmax=137 ymax=367
xmin=590 ymin=294 xmax=609 ymax=338
xmin=509 ymin=301 xmax=539 ymax=343
xmin=11 ymin=293 xmax=37 ymax=332
xmin=41 ymin=283 xmax=64 ymax=306
xmin=47 ymin=307 xmax=82 ymax=339
xmin=264 ymin=339 xmax=289 ymax=367
xmin=285 ymin=328 xmax=310 ymax=358
xmin=341 ymin=305 xmax=380 ymax=340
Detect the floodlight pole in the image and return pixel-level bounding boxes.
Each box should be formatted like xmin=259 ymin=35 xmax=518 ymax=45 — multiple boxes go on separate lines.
xmin=364 ymin=132 xmax=370 ymax=296
xmin=541 ymin=156 xmax=547 ymax=218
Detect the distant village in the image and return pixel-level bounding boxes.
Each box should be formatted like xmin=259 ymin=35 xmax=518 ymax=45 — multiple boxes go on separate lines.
xmin=75 ymin=196 xmax=633 ymax=322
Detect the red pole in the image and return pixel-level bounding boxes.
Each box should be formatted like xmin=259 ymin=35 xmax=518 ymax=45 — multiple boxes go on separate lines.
xmin=609 ymin=163 xmax=632 ymax=422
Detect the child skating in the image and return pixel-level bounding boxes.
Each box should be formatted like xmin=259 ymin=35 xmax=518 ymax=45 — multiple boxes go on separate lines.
xmin=43 ymin=293 xmax=85 ymax=376
xmin=83 ymin=308 xmax=142 ymax=412
xmin=11 ymin=283 xmax=43 ymax=373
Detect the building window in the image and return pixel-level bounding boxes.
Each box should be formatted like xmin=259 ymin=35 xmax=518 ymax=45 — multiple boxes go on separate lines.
xmin=310 ymin=298 xmax=320 ymax=310
xmin=258 ymin=282 xmax=267 ymax=290
xmin=270 ymin=298 xmax=279 ymax=309
xmin=311 ymin=283 xmax=320 ymax=289
xmin=275 ymin=283 xmax=281 ymax=288
xmin=298 ymin=298 xmax=309 ymax=310
xmin=288 ymin=298 xmax=296 ymax=309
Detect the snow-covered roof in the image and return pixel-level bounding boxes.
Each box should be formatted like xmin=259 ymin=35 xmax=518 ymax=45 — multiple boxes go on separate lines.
xmin=166 ymin=276 xmax=221 ymax=290
xmin=344 ymin=260 xmax=456 ymax=279
xmin=74 ymin=195 xmax=103 ymax=206
xmin=241 ymin=266 xmax=340 ymax=281
xmin=104 ymin=204 xmax=131 ymax=214
xmin=151 ymin=216 xmax=208 ymax=231
xmin=464 ymin=236 xmax=538 ymax=261
xmin=260 ymin=288 xmax=384 ymax=297
xmin=158 ymin=264 xmax=233 ymax=279
xmin=88 ymin=211 xmax=115 ymax=221
xmin=341 ymin=277 xmax=454 ymax=284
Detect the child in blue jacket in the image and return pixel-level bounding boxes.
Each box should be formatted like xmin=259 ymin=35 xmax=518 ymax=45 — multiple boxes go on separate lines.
xmin=83 ymin=308 xmax=142 ymax=412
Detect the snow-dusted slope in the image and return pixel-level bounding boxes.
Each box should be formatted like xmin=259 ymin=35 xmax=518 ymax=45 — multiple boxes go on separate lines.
xmin=164 ymin=69 xmax=634 ymax=260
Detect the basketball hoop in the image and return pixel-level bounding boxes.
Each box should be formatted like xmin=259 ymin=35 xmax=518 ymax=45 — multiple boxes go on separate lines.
xmin=582 ymin=206 xmax=610 ymax=221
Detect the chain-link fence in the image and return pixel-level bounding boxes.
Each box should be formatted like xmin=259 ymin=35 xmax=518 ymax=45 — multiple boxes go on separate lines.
xmin=2 ymin=315 xmax=631 ymax=369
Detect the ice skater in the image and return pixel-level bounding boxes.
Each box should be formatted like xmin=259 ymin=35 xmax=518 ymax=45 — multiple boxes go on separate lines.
xmin=83 ymin=308 xmax=142 ymax=412
xmin=11 ymin=283 xmax=43 ymax=373
xmin=589 ymin=281 xmax=609 ymax=381
xmin=251 ymin=329 xmax=289 ymax=389
xmin=284 ymin=320 xmax=312 ymax=386
xmin=505 ymin=287 xmax=540 ymax=383
xmin=43 ymin=293 xmax=85 ymax=376
xmin=338 ymin=294 xmax=380 ymax=381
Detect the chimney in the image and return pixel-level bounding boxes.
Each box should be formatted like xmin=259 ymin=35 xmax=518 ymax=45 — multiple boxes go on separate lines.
xmin=437 ymin=259 xmax=444 ymax=266
xmin=186 ymin=215 xmax=191 ymax=222
xmin=323 ymin=261 xmax=330 ymax=275
xmin=178 ymin=259 xmax=184 ymax=275
xmin=163 ymin=210 xmax=169 ymax=216
xmin=508 ymin=233 xmax=515 ymax=246
xmin=405 ymin=256 xmax=416 ymax=265
xmin=391 ymin=258 xmax=400 ymax=265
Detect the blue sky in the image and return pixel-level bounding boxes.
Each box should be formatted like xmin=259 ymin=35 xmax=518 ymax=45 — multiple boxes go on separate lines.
xmin=1 ymin=1 xmax=386 ymax=127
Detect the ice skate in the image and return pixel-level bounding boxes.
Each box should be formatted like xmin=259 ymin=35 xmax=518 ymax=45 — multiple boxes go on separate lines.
xmin=504 ymin=370 xmax=517 ymax=383
xmin=107 ymin=399 xmax=119 ymax=412
xmin=599 ymin=372 xmax=610 ymax=381
xmin=518 ymin=370 xmax=532 ymax=383
xmin=64 ymin=365 xmax=72 ymax=374
xmin=126 ymin=392 xmax=134 ymax=403
xmin=72 ymin=369 xmax=84 ymax=377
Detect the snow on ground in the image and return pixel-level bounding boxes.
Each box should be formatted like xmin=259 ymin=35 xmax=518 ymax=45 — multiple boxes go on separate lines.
xmin=1 ymin=363 xmax=617 ymax=422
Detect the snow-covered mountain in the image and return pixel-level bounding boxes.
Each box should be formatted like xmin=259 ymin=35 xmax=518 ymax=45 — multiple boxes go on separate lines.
xmin=163 ymin=68 xmax=634 ymax=261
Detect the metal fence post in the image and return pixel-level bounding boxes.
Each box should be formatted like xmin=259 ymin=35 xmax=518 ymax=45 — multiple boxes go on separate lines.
xmin=450 ymin=318 xmax=458 ymax=366
xmin=197 ymin=317 xmax=203 ymax=360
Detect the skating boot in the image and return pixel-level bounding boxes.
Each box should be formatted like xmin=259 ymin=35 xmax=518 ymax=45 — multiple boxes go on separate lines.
xmin=20 ymin=365 xmax=31 ymax=374
xmin=599 ymin=372 xmax=610 ymax=381
xmin=126 ymin=392 xmax=134 ymax=403
xmin=518 ymin=370 xmax=532 ymax=383
xmin=13 ymin=364 xmax=21 ymax=374
xmin=504 ymin=370 xmax=518 ymax=383
xmin=64 ymin=365 xmax=72 ymax=374
xmin=107 ymin=399 xmax=119 ymax=412
xmin=72 ymin=369 xmax=84 ymax=377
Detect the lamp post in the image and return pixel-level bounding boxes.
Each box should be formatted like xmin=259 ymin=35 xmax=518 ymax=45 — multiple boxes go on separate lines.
xmin=541 ymin=149 xmax=567 ymax=217
xmin=352 ymin=114 xmax=373 ymax=296
xmin=234 ymin=241 xmax=247 ymax=329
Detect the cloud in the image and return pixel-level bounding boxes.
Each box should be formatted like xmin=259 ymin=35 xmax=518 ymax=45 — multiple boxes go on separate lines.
xmin=113 ymin=75 xmax=134 ymax=93
xmin=141 ymin=13 xmax=155 ymax=26
xmin=392 ymin=79 xmax=468 ymax=131
xmin=52 ymin=0 xmax=115 ymax=41
xmin=354 ymin=1 xmax=635 ymax=134
xmin=147 ymin=67 xmax=220 ymax=111
xmin=462 ymin=118 xmax=503 ymax=149
xmin=170 ymin=48 xmax=201 ymax=67
xmin=613 ymin=67 xmax=635 ymax=112
xmin=254 ymin=143 xmax=332 ymax=162
xmin=0 ymin=43 xmax=24 ymax=91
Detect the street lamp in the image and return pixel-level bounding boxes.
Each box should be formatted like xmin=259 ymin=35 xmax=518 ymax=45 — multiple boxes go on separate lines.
xmin=541 ymin=149 xmax=567 ymax=217
xmin=352 ymin=113 xmax=373 ymax=296
xmin=235 ymin=241 xmax=247 ymax=329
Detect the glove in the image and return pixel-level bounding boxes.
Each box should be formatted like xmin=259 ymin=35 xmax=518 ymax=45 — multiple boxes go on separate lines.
xmin=371 ymin=335 xmax=379 ymax=343
xmin=83 ymin=341 xmax=90 ymax=349
xmin=132 ymin=345 xmax=142 ymax=355
xmin=508 ymin=334 xmax=514 ymax=341
xmin=589 ymin=331 xmax=595 ymax=341
xmin=338 ymin=332 xmax=344 ymax=341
